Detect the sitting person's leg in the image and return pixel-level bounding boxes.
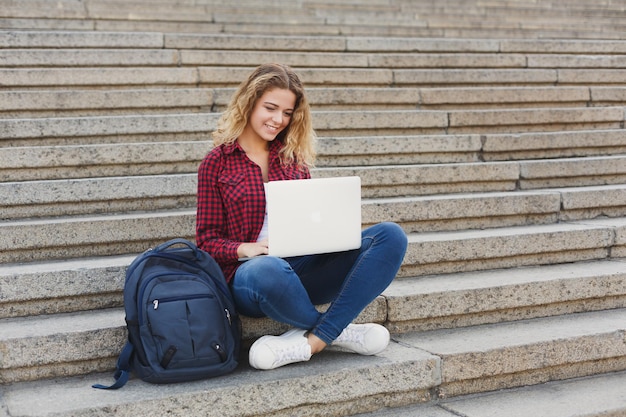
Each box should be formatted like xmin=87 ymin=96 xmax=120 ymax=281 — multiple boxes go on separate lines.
xmin=231 ymin=256 xmax=323 ymax=370
xmin=240 ymin=222 xmax=407 ymax=370
xmin=231 ymin=256 xmax=321 ymax=330
xmin=294 ymin=222 xmax=408 ymax=346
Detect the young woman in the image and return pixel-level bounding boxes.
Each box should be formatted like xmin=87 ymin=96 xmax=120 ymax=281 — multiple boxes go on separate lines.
xmin=196 ymin=63 xmax=408 ymax=370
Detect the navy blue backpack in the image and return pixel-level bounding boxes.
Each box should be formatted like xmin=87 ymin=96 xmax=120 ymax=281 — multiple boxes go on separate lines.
xmin=94 ymin=238 xmax=241 ymax=389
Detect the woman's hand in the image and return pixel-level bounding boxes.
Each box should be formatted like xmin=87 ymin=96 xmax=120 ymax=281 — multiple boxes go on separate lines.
xmin=237 ymin=240 xmax=269 ymax=259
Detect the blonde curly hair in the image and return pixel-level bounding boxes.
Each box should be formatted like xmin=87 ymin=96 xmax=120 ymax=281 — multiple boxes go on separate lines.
xmin=212 ymin=63 xmax=316 ymax=169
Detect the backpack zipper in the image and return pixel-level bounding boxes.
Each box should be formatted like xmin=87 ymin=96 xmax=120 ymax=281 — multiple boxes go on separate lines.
xmin=151 ymin=293 xmax=214 ymax=310
xmin=138 ymin=272 xmax=208 ymax=325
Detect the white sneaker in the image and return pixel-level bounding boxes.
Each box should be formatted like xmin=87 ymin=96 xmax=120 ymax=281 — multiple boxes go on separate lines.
xmin=331 ymin=323 xmax=390 ymax=355
xmin=248 ymin=329 xmax=312 ymax=370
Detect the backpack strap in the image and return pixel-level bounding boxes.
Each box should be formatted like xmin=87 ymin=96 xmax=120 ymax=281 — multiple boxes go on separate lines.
xmin=92 ymin=342 xmax=134 ymax=390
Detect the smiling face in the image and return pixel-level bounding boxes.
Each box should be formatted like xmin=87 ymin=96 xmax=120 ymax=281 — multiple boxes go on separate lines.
xmin=240 ymin=88 xmax=297 ymax=147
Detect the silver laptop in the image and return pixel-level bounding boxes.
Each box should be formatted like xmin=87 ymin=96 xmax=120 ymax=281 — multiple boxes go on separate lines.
xmin=264 ymin=176 xmax=362 ymax=258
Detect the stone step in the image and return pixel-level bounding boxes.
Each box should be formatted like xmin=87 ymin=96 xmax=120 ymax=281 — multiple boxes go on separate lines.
xmin=354 ymin=369 xmax=626 ymax=417
xmin=423 ymin=13 xmax=626 ymax=33
xmin=0 ymin=169 xmax=626 ymax=236
xmin=2 ymin=1 xmax=626 ymax=39
xmin=518 ymin=155 xmax=626 ymax=189
xmin=0 ymin=295 xmax=386 ymax=384
xmin=3 ymin=130 xmax=625 ymax=181
xmin=0 ymin=88 xmax=215 ymax=118
xmin=170 ymin=34 xmax=492 ymax=53
xmin=0 ymin=49 xmax=541 ymax=69
xmin=397 ymin=308 xmax=626 ymax=398
xmin=401 ymin=217 xmax=626 ymax=277
xmin=344 ymin=5 xmax=621 ymax=24
xmin=0 ymin=245 xmax=377 ymax=326
xmin=87 ymin=3 xmax=324 ymax=26
xmin=0 ymin=141 xmax=208 ymax=182
xmin=416 ymin=86 xmax=593 ymax=110
xmin=2 ymin=107 xmax=623 ymax=148
xmin=372 ymin=68 xmax=610 ymax=87
xmin=364 ymin=185 xmax=626 ymax=229
xmin=0 ymin=0 xmax=321 ymax=20
xmin=0 ymin=113 xmax=220 ymax=146
xmin=4 ymin=166 xmax=625 ymax=225
xmin=4 ymin=86 xmax=614 ymax=118
xmin=0 ymin=30 xmax=165 ymax=48
xmin=6 ymin=50 xmax=625 ymax=89
xmin=0 ymin=66 xmax=584 ymax=88
xmin=0 ymin=30 xmax=344 ymax=51
xmin=1 ymin=176 xmax=560 ymax=222
xmin=0 ymin=66 xmax=210 ymax=89
xmin=1 ymin=215 xmax=624 ymax=323
xmin=315 ymin=134 xmax=478 ymax=166
xmin=384 ymin=259 xmax=626 ymax=333
xmin=317 ymin=155 xmax=626 ymax=196
xmin=442 ymin=107 xmax=624 ymax=135
xmin=2 ymin=183 xmax=625 ymax=264
xmin=198 ymin=53 xmax=626 ymax=70
xmin=483 ymin=129 xmax=626 ymax=161
xmin=0 ymin=254 xmax=135 ymax=319
xmin=0 ymin=333 xmax=439 ymax=415
xmin=6 ymin=31 xmax=626 ymax=56
xmin=1 ymin=218 xmax=624 ymax=317
xmin=0 ymin=151 xmax=520 ymax=189
xmin=345 ymin=129 xmax=626 ymax=165
xmin=1 ymin=308 xmax=625 ymax=414
xmin=0 ymin=209 xmax=196 ymax=264
xmin=0 ymin=48 xmax=186 ymax=67
xmin=557 ymin=184 xmax=626 ymax=221
xmin=4 ymin=17 xmax=614 ymax=41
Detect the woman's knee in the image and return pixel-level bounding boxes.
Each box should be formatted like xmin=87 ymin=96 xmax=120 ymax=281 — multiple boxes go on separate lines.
xmin=368 ymin=222 xmax=408 ymax=250
xmin=234 ymin=256 xmax=297 ymax=297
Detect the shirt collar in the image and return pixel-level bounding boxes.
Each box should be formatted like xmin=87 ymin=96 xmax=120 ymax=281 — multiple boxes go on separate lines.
xmin=222 ymin=141 xmax=242 ymax=155
xmin=223 ymin=139 xmax=282 ymax=156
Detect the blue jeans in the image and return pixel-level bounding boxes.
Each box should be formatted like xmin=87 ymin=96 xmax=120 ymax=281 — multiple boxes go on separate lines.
xmin=231 ymin=222 xmax=408 ymax=345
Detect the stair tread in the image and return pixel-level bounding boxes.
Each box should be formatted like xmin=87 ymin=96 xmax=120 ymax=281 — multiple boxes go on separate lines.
xmin=354 ymin=371 xmax=626 ymax=417
xmin=2 ymin=251 xmax=625 ymax=321
xmin=0 ymin=308 xmax=124 ymax=339
xmin=387 ymin=257 xmax=626 ymax=295
xmin=1 ymin=308 xmax=625 ymax=416
xmin=11 ymin=48 xmax=626 ymax=70
xmin=406 ymin=216 xmax=624 ymax=241
xmin=441 ymin=371 xmax=626 ymax=417
xmin=1 ymin=86 xmax=606 ymax=116
xmin=0 ymin=178 xmax=585 ymax=211
xmin=399 ymin=308 xmax=626 ymax=354
xmin=2 ymin=256 xmax=625 ymax=329
xmin=0 ymin=213 xmax=621 ymax=251
xmin=0 ymin=340 xmax=439 ymax=417
xmin=1 ymin=216 xmax=623 ymax=276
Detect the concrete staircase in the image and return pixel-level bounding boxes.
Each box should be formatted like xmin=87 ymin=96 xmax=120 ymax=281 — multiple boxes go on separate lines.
xmin=3 ymin=0 xmax=626 ymax=39
xmin=2 ymin=1 xmax=626 ymax=416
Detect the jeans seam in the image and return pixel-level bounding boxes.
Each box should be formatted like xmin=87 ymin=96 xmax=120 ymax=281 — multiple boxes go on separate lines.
xmin=312 ymin=235 xmax=376 ymax=344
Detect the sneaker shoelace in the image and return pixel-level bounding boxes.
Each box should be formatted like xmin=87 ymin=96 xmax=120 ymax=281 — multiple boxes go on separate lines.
xmin=336 ymin=326 xmax=365 ymax=348
xmin=271 ymin=341 xmax=310 ymax=366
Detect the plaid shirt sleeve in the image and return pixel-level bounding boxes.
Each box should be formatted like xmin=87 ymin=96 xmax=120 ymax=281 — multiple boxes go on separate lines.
xmin=196 ymin=141 xmax=310 ymax=282
xmin=196 ymin=147 xmax=240 ymax=262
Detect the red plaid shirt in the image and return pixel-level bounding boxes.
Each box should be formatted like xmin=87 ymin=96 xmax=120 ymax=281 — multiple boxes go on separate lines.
xmin=196 ymin=140 xmax=310 ymax=282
